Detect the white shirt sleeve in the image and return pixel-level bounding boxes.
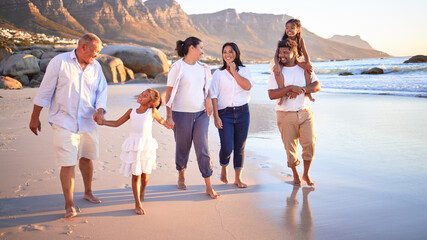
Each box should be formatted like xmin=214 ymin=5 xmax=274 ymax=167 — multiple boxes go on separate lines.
xmin=311 ymin=72 xmax=319 ymax=83
xmin=167 ymin=64 xmax=179 ymax=87
xmin=33 ymin=56 xmax=60 ymax=108
xmin=239 ymin=67 xmax=253 ymax=86
xmin=94 ymin=62 xmax=108 ymax=113
xmin=267 ymin=73 xmax=278 ymax=90
xmin=209 ymin=69 xmax=220 ymax=99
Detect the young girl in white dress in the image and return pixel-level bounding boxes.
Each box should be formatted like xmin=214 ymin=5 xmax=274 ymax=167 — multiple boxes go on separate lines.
xmin=99 ymin=89 xmax=171 ymax=215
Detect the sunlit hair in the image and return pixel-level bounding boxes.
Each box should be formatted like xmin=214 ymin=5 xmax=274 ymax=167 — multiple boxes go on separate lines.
xmin=219 ymin=42 xmax=245 ymax=71
xmin=146 ymin=88 xmax=162 ymax=109
xmin=176 ymin=36 xmax=202 ymax=57
xmin=277 ymin=39 xmax=298 ymax=53
xmin=78 ymin=33 xmax=101 ymax=46
xmin=281 ymin=19 xmax=302 ymax=56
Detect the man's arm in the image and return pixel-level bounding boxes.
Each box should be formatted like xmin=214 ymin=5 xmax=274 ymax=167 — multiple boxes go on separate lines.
xmin=268 ymin=85 xmax=305 ymax=100
xmin=302 ymin=81 xmax=321 ymax=94
xmin=29 ymin=105 xmax=43 ymax=135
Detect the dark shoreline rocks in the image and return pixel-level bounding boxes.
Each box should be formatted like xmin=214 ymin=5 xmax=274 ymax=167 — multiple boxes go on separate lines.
xmin=361 ymin=67 xmax=384 ymax=74
xmin=404 ymin=55 xmax=427 ymax=63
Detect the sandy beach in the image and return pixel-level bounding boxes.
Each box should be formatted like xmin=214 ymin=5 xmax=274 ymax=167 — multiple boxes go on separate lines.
xmin=1 ymin=84 xmax=427 ymax=240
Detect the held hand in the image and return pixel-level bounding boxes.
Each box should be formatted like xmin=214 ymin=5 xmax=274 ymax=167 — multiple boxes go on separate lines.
xmin=93 ymin=112 xmax=105 ymax=125
xmin=214 ymin=116 xmax=223 ymax=129
xmin=291 ymin=86 xmax=305 ymax=94
xmin=166 ymin=116 xmax=175 ymax=129
xmin=29 ymin=117 xmax=41 ymax=136
xmin=205 ymin=99 xmax=213 ymax=117
xmin=288 ymin=92 xmax=299 ymax=99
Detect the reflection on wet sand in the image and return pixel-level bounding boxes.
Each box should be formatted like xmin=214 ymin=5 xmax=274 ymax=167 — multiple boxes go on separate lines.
xmin=285 ymin=186 xmax=315 ymax=240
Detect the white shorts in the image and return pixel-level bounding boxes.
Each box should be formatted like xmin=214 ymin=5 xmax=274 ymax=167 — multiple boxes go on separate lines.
xmin=52 ymin=124 xmax=99 ymax=167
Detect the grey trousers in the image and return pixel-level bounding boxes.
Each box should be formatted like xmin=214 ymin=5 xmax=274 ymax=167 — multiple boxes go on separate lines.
xmin=172 ymin=110 xmax=213 ymax=178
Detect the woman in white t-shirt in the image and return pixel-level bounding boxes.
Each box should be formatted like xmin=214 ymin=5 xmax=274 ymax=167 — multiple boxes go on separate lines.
xmin=165 ymin=36 xmax=220 ymax=199
xmin=210 ymin=42 xmax=252 ymax=188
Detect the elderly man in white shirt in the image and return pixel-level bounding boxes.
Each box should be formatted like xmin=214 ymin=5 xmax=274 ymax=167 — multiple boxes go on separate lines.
xmin=268 ymin=39 xmax=321 ymax=187
xmin=29 ymin=33 xmax=107 ymax=218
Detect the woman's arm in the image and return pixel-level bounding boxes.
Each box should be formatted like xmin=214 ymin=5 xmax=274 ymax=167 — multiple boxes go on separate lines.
xmin=229 ymin=62 xmax=252 ymax=90
xmin=211 ymin=98 xmax=222 ymax=129
xmin=101 ymin=109 xmax=132 ymax=127
xmin=165 ymin=86 xmax=175 ymax=129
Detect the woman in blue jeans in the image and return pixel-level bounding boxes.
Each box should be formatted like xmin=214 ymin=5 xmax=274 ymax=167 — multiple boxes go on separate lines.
xmin=210 ymin=42 xmax=252 ymax=188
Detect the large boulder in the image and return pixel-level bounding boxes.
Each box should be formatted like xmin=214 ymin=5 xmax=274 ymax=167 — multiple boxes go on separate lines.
xmin=96 ymin=54 xmax=127 ymax=83
xmin=152 ymin=72 xmax=168 ymax=83
xmin=0 ymin=46 xmax=12 ymax=62
xmin=404 ymin=55 xmax=427 ymax=63
xmin=2 ymin=54 xmax=40 ymax=77
xmin=39 ymin=58 xmax=51 ymax=72
xmin=124 ymin=66 xmax=134 ymax=80
xmin=361 ymin=67 xmax=384 ymax=74
xmin=0 ymin=76 xmax=23 ymax=89
xmin=41 ymin=51 xmax=61 ymax=59
xmin=31 ymin=49 xmax=44 ymax=59
xmin=100 ymin=45 xmax=169 ymax=78
xmin=14 ymin=75 xmax=30 ymax=86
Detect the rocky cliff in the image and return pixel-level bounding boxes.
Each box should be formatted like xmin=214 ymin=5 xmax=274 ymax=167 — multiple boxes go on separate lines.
xmin=0 ymin=0 xmax=390 ymax=60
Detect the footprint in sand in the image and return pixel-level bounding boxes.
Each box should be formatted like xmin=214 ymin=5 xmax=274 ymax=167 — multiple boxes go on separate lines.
xmin=20 ymin=224 xmax=46 ymax=231
xmin=123 ymin=184 xmax=131 ymax=189
xmin=259 ymin=163 xmax=271 ymax=168
xmin=280 ymin=171 xmax=292 ymax=177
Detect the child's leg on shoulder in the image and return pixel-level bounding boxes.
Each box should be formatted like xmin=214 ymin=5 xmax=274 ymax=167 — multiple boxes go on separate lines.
xmin=132 ymin=174 xmax=145 ymax=215
xmin=304 ymin=70 xmax=315 ymax=102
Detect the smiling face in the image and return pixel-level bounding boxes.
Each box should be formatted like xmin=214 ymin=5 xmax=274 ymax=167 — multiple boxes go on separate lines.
xmin=137 ymin=90 xmax=153 ymax=107
xmin=77 ymin=40 xmax=102 ymax=65
xmin=222 ymin=45 xmax=235 ymax=63
xmin=190 ymin=42 xmax=204 ymax=61
xmin=278 ymin=47 xmax=296 ymax=66
xmin=285 ymin=22 xmax=299 ymax=39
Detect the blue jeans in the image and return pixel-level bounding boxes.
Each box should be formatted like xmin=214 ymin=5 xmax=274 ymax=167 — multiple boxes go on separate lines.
xmin=218 ymin=104 xmax=250 ymax=170
xmin=172 ymin=110 xmax=213 ymax=178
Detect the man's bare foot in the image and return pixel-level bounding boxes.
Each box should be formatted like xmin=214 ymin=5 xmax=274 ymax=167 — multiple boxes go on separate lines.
xmin=65 ymin=207 xmax=77 ymax=218
xmin=302 ymin=174 xmax=315 ymax=186
xmin=83 ymin=193 xmax=101 ymax=203
xmin=134 ymin=207 xmax=146 ymax=215
xmin=206 ymin=189 xmax=221 ymax=199
xmin=293 ymin=177 xmax=302 ymax=187
xmin=220 ymin=167 xmax=228 ymax=184
xmin=234 ymin=180 xmax=248 ymax=188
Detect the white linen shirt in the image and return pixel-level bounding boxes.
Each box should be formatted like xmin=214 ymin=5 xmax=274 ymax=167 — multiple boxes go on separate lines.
xmin=267 ymin=65 xmax=318 ymax=112
xmin=33 ymin=50 xmax=107 ymax=133
xmin=210 ymin=66 xmax=253 ymax=110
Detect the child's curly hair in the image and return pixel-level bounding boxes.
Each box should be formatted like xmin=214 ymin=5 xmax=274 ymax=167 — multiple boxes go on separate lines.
xmin=147 ymin=89 xmax=162 ymax=109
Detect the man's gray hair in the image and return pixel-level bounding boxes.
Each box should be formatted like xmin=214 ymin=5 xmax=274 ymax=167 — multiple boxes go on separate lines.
xmin=78 ymin=33 xmax=101 ymax=45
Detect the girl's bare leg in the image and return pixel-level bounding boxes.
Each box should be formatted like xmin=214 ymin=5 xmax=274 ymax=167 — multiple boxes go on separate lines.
xmin=132 ymin=174 xmax=145 ymax=215
xmin=140 ymin=173 xmax=149 ymax=201
xmin=304 ymin=70 xmax=315 ymax=102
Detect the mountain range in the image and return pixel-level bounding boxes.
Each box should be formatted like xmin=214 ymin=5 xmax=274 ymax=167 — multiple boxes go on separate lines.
xmin=0 ymin=0 xmax=390 ymax=61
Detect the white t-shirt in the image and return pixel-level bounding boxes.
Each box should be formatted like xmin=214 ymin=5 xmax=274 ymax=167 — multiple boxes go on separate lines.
xmin=210 ymin=66 xmax=253 ymax=110
xmin=267 ymin=65 xmax=318 ymax=112
xmin=166 ymin=61 xmax=206 ymax=112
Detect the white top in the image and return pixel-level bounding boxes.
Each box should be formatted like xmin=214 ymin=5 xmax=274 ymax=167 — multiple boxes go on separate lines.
xmin=210 ymin=66 xmax=253 ymax=110
xmin=166 ymin=60 xmax=208 ymax=112
xmin=267 ymin=65 xmax=318 ymax=112
xmin=33 ymin=50 xmax=107 ymax=133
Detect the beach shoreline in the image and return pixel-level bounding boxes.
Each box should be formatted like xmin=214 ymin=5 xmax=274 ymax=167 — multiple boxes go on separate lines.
xmin=1 ymin=84 xmax=427 ymax=239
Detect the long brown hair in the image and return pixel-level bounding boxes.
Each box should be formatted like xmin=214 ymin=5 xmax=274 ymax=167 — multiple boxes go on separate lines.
xmin=281 ymin=19 xmax=302 ymax=56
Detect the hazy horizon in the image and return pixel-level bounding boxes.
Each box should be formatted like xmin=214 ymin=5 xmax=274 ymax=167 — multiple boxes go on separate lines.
xmin=175 ymin=0 xmax=427 ymax=57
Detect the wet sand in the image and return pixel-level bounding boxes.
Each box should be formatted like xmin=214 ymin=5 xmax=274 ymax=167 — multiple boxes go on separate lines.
xmin=1 ymin=84 xmax=427 ymax=239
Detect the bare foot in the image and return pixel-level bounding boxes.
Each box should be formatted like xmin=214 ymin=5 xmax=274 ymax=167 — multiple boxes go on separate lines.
xmin=83 ymin=193 xmax=101 ymax=203
xmin=220 ymin=167 xmax=228 ymax=184
xmin=234 ymin=180 xmax=248 ymax=188
xmin=302 ymin=174 xmax=315 ymax=186
xmin=177 ymin=179 xmax=187 ymax=190
xmin=65 ymin=207 xmax=77 ymax=218
xmin=206 ymin=189 xmax=221 ymax=199
xmin=134 ymin=207 xmax=146 ymax=215
xmin=302 ymin=186 xmax=315 ymax=196
xmin=293 ymin=177 xmax=302 ymax=187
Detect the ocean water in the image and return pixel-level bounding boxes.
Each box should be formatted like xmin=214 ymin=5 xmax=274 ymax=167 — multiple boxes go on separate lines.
xmin=246 ymin=57 xmax=427 ymax=98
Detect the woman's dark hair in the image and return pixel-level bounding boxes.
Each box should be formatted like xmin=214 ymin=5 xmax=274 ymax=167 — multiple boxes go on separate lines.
xmin=281 ymin=19 xmax=302 ymax=56
xmin=219 ymin=42 xmax=245 ymax=71
xmin=176 ymin=36 xmax=202 ymax=57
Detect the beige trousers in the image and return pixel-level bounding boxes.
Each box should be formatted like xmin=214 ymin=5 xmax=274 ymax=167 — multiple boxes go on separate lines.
xmin=276 ymin=109 xmax=316 ymax=168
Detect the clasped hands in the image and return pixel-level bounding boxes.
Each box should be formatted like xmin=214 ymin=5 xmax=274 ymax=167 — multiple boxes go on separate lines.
xmin=287 ymin=85 xmax=306 ymax=99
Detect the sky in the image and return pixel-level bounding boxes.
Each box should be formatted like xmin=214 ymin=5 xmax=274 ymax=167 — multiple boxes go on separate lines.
xmin=174 ymin=0 xmax=427 ymax=57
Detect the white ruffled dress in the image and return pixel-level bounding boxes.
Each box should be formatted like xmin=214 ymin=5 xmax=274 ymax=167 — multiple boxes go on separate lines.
xmin=120 ymin=108 xmax=158 ymax=176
